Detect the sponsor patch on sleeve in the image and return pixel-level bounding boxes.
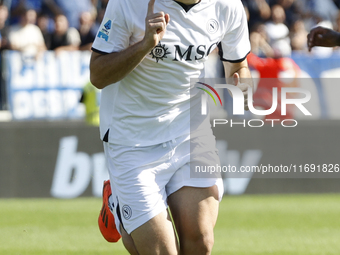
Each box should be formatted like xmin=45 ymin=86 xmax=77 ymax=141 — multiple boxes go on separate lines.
xmin=97 ymin=19 xmax=112 ymax=42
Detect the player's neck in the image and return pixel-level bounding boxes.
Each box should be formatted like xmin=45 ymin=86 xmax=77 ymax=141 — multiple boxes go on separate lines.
xmin=175 ymin=0 xmax=200 ymax=5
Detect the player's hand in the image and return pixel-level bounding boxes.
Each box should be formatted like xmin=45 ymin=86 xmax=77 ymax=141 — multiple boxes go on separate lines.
xmin=307 ymin=26 xmax=340 ymax=51
xmin=143 ymin=0 xmax=170 ymax=50
xmin=233 ymin=72 xmax=250 ymax=111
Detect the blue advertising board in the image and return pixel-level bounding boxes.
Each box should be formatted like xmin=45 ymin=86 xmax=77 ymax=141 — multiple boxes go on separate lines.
xmin=4 ymin=50 xmax=340 ymax=120
xmin=5 ymin=51 xmax=91 ymax=120
xmin=291 ymin=52 xmax=340 ymax=119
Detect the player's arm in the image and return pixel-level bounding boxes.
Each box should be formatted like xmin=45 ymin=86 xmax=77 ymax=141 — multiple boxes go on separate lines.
xmin=90 ymin=0 xmax=170 ymax=89
xmin=90 ymin=42 xmax=153 ymax=89
xmin=223 ymin=59 xmax=253 ymax=110
xmin=307 ymin=26 xmax=340 ymax=51
xmin=217 ymin=0 xmax=252 ymax=110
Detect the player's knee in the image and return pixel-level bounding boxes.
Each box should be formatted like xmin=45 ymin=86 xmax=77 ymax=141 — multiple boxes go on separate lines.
xmin=200 ymin=232 xmax=214 ymax=254
xmin=122 ymin=237 xmax=138 ymax=255
xmin=183 ymin=231 xmax=214 ymax=254
xmin=198 ymin=233 xmax=214 ymax=254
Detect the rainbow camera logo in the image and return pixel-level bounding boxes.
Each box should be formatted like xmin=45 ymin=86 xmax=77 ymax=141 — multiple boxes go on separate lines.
xmin=196 ymin=82 xmax=223 ymax=107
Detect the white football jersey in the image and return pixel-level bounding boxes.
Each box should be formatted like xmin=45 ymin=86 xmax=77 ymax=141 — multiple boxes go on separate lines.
xmin=92 ymin=0 xmax=250 ymax=146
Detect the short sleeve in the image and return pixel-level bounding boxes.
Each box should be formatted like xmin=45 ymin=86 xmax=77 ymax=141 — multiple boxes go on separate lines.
xmin=218 ymin=0 xmax=250 ymax=62
xmin=91 ymin=0 xmax=131 ymax=54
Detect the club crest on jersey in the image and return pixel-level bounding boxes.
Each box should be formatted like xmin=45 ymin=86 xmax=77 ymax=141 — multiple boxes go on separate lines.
xmin=207 ymin=19 xmax=219 ymax=34
xmin=122 ymin=205 xmax=132 ymax=220
xmin=97 ymin=19 xmax=112 ymax=42
xmin=150 ymin=42 xmax=171 ymax=63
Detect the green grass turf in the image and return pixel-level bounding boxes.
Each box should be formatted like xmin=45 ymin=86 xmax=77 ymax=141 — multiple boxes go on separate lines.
xmin=0 ymin=194 xmax=340 ymax=254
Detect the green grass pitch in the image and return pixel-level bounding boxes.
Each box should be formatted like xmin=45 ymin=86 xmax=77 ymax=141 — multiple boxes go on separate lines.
xmin=1 ymin=194 xmax=340 ymax=254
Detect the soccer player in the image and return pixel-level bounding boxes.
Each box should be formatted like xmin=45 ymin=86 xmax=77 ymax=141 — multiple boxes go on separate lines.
xmin=308 ymin=26 xmax=340 ymax=50
xmin=90 ymin=0 xmax=253 ymax=254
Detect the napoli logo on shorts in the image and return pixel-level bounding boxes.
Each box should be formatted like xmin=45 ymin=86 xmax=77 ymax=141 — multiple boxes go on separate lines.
xmin=150 ymin=42 xmax=171 ymax=63
xmin=122 ymin=205 xmax=132 ymax=220
xmin=206 ymin=19 xmax=219 ymax=34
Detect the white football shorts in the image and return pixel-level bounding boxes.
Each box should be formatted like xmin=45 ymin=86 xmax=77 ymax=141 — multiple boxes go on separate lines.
xmin=103 ymin=131 xmax=224 ymax=235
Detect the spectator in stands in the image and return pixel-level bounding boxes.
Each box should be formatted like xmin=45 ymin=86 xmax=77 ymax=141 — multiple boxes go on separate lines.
xmin=271 ymin=0 xmax=303 ymax=28
xmin=242 ymin=0 xmax=271 ymax=31
xmin=78 ymin=11 xmax=96 ymax=51
xmin=51 ymin=0 xmax=93 ymax=28
xmin=0 ymin=0 xmax=10 ymax=10
xmin=0 ymin=2 xmax=9 ymax=49
xmin=95 ymin=0 xmax=108 ymax=27
xmin=0 ymin=0 xmax=9 ymax=110
xmin=8 ymin=7 xmax=46 ymax=57
xmin=36 ymin=12 xmax=51 ymax=49
xmin=49 ymin=13 xmax=80 ymax=53
xmin=10 ymin=0 xmax=43 ymax=24
xmin=334 ymin=0 xmax=340 ymax=9
xmin=290 ymin=19 xmax=308 ymax=51
xmin=97 ymin=0 xmax=108 ymax=9
xmin=79 ymin=81 xmax=100 ymax=126
xmin=305 ymin=0 xmax=339 ymax=24
xmin=265 ymin=5 xmax=292 ymax=57
xmin=247 ymin=33 xmax=300 ymax=120
xmin=91 ymin=0 xmax=99 ymax=9
xmin=250 ymin=23 xmax=275 ymax=57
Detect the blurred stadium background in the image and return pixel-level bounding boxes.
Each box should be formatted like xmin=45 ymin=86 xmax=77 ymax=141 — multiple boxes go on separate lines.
xmin=1 ymin=0 xmax=340 ymax=254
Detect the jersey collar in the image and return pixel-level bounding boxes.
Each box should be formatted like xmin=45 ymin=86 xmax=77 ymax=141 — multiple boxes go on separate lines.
xmin=161 ymin=0 xmax=215 ymax=12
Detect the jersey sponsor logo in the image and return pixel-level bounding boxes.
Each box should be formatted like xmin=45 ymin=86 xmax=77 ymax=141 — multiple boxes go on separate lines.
xmin=97 ymin=19 xmax=112 ymax=42
xmin=122 ymin=205 xmax=132 ymax=220
xmin=150 ymin=42 xmax=219 ymax=63
xmin=207 ymin=19 xmax=219 ymax=34
xmin=150 ymin=42 xmax=171 ymax=63
xmin=174 ymin=45 xmax=194 ymax=61
xmin=173 ymin=42 xmax=218 ymax=61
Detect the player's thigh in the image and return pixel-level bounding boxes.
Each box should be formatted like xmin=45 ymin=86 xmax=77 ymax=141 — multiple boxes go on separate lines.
xmin=104 ymin=141 xmax=179 ymax=255
xmin=167 ymin=186 xmax=219 ymax=251
xmin=104 ymin=141 xmax=174 ymax=235
xmin=130 ymin=209 xmax=178 ymax=255
xmin=120 ymin=226 xmax=139 ymax=255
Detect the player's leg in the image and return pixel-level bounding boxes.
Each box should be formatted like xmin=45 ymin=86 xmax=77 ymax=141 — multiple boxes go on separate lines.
xmin=103 ymin=141 xmax=179 ymax=255
xmin=120 ymin=226 xmax=139 ymax=255
xmin=129 ymin=209 xmax=178 ymax=255
xmin=168 ymin=185 xmax=219 ymax=255
xmin=120 ymin=208 xmax=178 ymax=255
xmin=165 ymin=132 xmax=223 ymax=254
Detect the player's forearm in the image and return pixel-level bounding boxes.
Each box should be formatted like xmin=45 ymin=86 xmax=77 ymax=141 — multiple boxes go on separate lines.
xmin=224 ymin=59 xmax=253 ymax=89
xmin=90 ymin=40 xmax=153 ymax=89
xmin=308 ymin=27 xmax=340 ymax=50
xmin=330 ymin=31 xmax=340 ymax=46
xmin=223 ymin=59 xmax=253 ymax=111
xmin=235 ymin=65 xmax=253 ymax=89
